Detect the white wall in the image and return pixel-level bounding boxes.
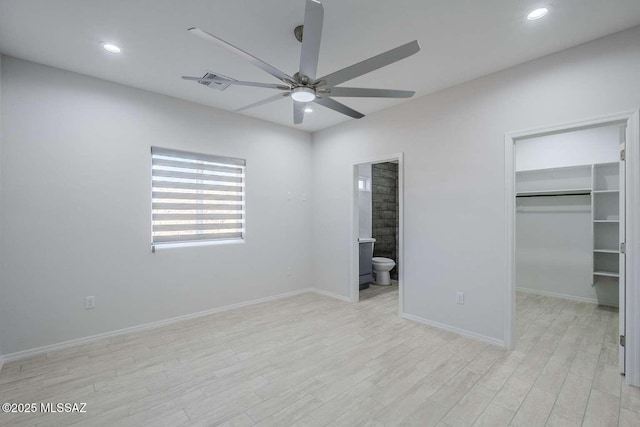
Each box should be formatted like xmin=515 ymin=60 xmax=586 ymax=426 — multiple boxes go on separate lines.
xmin=0 ymin=57 xmax=312 ymax=355
xmin=358 ymin=164 xmax=372 ymax=238
xmin=516 ymin=195 xmax=594 ymax=301
xmin=516 ymin=124 xmax=622 ymax=171
xmin=311 ymin=26 xmax=640 ymax=343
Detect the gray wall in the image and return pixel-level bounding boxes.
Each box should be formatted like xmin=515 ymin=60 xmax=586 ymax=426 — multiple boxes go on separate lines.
xmin=0 ymin=56 xmax=313 ymax=355
xmin=311 ymin=26 xmax=640 ymax=344
xmin=372 ymin=162 xmax=399 ymax=279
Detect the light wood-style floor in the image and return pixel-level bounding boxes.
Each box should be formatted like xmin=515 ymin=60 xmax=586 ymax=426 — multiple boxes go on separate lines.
xmin=0 ymin=286 xmax=639 ymax=427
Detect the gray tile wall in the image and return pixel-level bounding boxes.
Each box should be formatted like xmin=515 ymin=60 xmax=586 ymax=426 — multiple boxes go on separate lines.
xmin=372 ymin=162 xmax=399 ymax=279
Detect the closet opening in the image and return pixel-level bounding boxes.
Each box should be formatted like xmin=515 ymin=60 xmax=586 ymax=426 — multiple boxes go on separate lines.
xmin=504 ymin=112 xmax=640 ymax=388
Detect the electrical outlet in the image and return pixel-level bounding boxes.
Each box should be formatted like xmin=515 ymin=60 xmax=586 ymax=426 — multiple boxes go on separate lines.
xmin=301 ymin=193 xmax=307 ymax=201
xmin=456 ymin=292 xmax=464 ymax=305
xmin=287 ymin=192 xmax=292 ymax=201
xmin=85 ymin=296 xmax=95 ymax=309
xmin=287 ymin=267 xmax=292 ymax=276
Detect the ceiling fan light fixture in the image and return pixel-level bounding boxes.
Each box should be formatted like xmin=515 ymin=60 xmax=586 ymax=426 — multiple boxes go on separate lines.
xmin=291 ymin=87 xmax=316 ymax=102
xmin=101 ymin=42 xmax=121 ymax=53
xmin=527 ymin=7 xmax=549 ymax=20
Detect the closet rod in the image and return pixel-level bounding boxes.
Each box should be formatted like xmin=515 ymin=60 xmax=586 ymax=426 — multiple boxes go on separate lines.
xmin=516 ymin=192 xmax=591 ymax=198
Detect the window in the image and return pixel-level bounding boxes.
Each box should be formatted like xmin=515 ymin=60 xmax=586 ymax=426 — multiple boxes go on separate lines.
xmin=151 ymin=147 xmax=245 ymax=248
xmin=358 ymin=176 xmax=371 ymax=192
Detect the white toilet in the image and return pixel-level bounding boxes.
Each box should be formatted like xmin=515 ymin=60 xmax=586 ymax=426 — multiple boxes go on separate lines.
xmin=372 ymin=257 xmax=396 ymax=286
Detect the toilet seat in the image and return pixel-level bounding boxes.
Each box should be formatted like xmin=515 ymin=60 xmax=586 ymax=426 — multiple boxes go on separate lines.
xmin=372 ymin=257 xmax=395 ymax=267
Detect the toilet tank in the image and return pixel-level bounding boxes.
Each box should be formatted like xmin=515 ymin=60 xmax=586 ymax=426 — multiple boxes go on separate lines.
xmin=358 ymin=238 xmax=375 ymax=287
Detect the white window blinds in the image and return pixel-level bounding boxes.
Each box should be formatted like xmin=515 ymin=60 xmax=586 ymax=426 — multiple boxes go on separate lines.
xmin=151 ymin=147 xmax=245 ymax=247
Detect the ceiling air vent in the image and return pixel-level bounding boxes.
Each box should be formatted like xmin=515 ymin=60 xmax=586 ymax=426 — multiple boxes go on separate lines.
xmin=197 ymin=72 xmax=235 ymax=91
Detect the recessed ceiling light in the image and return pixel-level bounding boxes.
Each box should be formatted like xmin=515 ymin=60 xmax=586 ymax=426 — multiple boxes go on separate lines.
xmin=304 ymin=107 xmax=313 ymax=113
xmin=527 ymin=7 xmax=549 ymax=20
xmin=101 ymin=43 xmax=121 ymax=54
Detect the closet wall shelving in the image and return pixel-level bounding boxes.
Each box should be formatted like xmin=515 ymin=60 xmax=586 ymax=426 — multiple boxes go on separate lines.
xmin=592 ymin=162 xmax=621 ymax=282
xmin=516 ymin=161 xmax=622 ymax=305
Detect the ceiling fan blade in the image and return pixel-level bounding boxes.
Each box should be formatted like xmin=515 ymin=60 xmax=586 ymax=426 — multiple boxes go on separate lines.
xmin=299 ymin=0 xmax=324 ymax=82
xmin=188 ymin=27 xmax=295 ymax=84
xmin=293 ymin=101 xmax=306 ymax=124
xmin=314 ymin=96 xmax=364 ymax=119
xmin=235 ymin=93 xmax=290 ymax=112
xmin=318 ymin=40 xmax=420 ymax=87
xmin=182 ymin=76 xmax=289 ymax=90
xmin=326 ymin=87 xmax=415 ymax=98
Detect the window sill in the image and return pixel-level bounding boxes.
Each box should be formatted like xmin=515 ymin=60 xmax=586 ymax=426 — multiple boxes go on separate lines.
xmin=152 ymin=238 xmax=245 ymax=251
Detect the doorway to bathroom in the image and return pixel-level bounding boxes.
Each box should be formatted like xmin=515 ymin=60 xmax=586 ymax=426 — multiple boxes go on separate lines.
xmin=351 ymin=153 xmax=404 ymax=314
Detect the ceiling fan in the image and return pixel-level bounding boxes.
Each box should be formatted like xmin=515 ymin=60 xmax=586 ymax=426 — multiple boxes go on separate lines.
xmin=182 ymin=0 xmax=420 ymax=124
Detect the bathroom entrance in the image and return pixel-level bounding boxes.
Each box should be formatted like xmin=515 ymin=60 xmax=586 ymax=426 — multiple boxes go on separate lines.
xmin=351 ymin=153 xmax=404 ymax=312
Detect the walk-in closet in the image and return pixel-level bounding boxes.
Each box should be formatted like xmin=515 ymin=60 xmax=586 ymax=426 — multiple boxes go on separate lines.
xmin=515 ymin=122 xmax=626 ymax=373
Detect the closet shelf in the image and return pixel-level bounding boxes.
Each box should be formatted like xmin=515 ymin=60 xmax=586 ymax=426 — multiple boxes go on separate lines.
xmin=593 ymin=190 xmax=619 ymax=194
xmin=515 ymin=188 xmax=591 ymax=197
xmin=593 ymin=219 xmax=619 ymax=223
xmin=516 ymin=164 xmax=592 ymax=174
xmin=593 ymin=271 xmax=620 ymax=278
xmin=594 ymin=249 xmax=620 ymax=254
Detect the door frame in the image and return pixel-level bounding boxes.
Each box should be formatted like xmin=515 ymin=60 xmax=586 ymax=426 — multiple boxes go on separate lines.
xmin=504 ymin=110 xmax=640 ymax=386
xmin=350 ymin=153 xmax=404 ymax=315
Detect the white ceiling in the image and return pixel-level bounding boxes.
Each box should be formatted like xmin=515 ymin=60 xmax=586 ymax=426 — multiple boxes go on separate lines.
xmin=1 ymin=0 xmax=640 ymax=133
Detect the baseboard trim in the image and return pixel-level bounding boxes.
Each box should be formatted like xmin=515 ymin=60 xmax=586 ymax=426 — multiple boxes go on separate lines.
xmin=517 ymin=287 xmax=598 ymax=304
xmin=1 ymin=288 xmax=315 ymax=363
xmin=2 ymin=288 xmax=495 ymax=363
xmin=401 ymin=312 xmax=505 ymax=348
xmin=310 ymin=288 xmax=352 ymax=302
